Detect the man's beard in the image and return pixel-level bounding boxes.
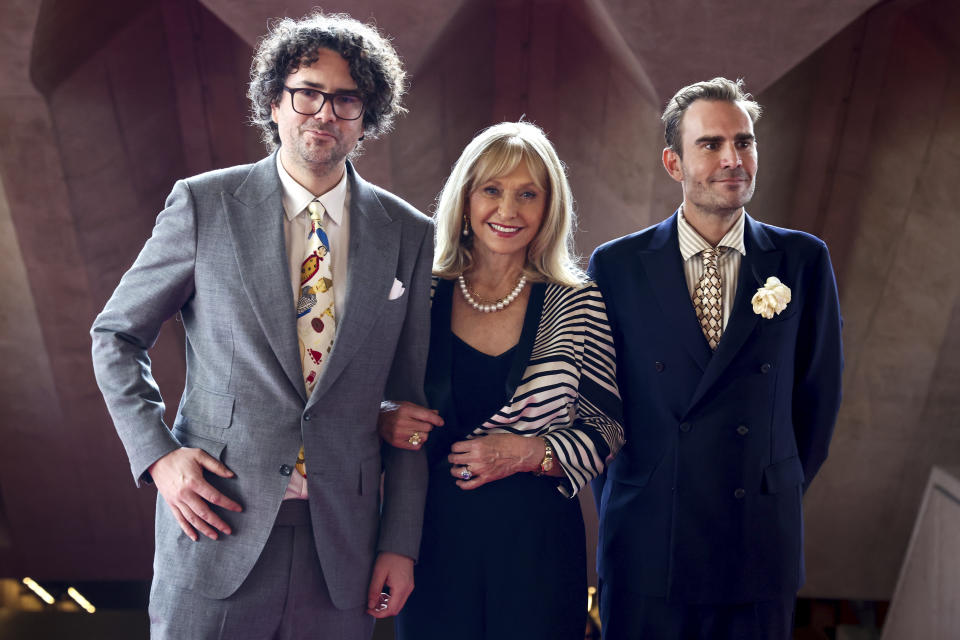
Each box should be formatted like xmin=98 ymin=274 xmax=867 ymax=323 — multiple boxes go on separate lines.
xmin=295 ymin=125 xmax=350 ymax=174
xmin=691 ymin=168 xmax=755 ymax=215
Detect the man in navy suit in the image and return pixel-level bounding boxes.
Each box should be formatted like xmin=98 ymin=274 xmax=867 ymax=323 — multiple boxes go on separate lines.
xmin=588 ymin=77 xmax=843 ymax=639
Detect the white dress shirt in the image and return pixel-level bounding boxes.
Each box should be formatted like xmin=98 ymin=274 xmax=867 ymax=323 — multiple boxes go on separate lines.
xmin=276 ymin=154 xmax=352 ymax=499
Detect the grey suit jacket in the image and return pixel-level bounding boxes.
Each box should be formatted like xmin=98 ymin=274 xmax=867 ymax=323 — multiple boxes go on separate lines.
xmin=91 ymin=154 xmax=433 ymax=608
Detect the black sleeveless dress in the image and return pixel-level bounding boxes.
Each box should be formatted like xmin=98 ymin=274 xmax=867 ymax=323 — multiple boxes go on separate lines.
xmin=395 ymin=279 xmax=586 ymax=640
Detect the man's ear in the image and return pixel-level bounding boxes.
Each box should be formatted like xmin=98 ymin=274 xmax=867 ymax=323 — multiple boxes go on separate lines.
xmin=662 ymin=147 xmax=683 ymax=183
xmin=270 ymin=101 xmax=279 ymax=124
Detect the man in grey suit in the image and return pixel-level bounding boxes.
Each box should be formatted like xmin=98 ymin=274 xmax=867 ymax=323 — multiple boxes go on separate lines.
xmin=91 ymin=12 xmax=433 ymax=639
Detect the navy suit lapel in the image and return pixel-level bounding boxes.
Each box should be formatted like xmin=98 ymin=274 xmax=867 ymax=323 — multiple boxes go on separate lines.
xmin=641 ymin=212 xmax=712 ymax=372
xmin=687 ymin=214 xmax=782 ymax=411
xmin=308 ymin=162 xmax=400 ymax=404
xmin=223 ymin=154 xmax=307 ymax=403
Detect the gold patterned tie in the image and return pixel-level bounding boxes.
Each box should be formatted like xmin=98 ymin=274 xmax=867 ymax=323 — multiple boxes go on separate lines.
xmin=693 ymin=247 xmax=723 ymax=350
xmin=295 ymin=200 xmax=336 ymax=476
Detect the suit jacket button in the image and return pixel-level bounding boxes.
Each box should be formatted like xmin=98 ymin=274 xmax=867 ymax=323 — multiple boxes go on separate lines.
xmin=734 ymin=488 xmax=746 ymax=499
xmin=736 ymin=425 xmax=749 ymax=436
xmin=279 ymin=464 xmax=293 ymax=476
xmin=303 ymin=413 xmax=312 ymax=421
xmin=679 ymin=422 xmax=691 ymax=433
xmin=760 ymin=363 xmax=772 ymax=374
xmin=654 ymin=361 xmax=665 ymax=372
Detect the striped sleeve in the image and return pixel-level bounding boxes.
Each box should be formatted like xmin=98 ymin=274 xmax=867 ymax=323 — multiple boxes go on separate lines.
xmin=478 ymin=283 xmax=624 ymax=497
xmin=541 ymin=284 xmax=624 ymax=496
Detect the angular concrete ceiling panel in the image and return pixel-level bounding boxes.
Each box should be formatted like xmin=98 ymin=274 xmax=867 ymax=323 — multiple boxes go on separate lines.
xmin=598 ymin=0 xmax=883 ymax=101
xmin=198 ymin=0 xmax=470 ymax=72
xmin=199 ymin=0 xmax=885 ymax=107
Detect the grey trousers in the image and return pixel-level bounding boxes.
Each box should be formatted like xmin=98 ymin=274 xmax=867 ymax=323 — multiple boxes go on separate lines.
xmin=149 ymin=500 xmax=375 ymax=640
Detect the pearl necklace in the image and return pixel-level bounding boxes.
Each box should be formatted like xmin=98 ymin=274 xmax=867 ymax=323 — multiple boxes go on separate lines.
xmin=458 ymin=274 xmax=528 ymax=313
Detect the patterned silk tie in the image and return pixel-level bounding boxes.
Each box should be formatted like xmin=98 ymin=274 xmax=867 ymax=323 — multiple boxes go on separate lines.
xmin=694 ymin=247 xmax=723 ymax=350
xmin=295 ymin=200 xmax=336 ymax=477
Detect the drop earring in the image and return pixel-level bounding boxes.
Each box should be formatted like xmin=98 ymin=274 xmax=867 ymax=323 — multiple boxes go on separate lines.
xmin=462 ymin=212 xmax=470 ymax=237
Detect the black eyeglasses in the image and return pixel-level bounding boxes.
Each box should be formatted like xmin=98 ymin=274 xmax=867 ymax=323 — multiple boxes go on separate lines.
xmin=282 ymin=87 xmax=365 ymax=120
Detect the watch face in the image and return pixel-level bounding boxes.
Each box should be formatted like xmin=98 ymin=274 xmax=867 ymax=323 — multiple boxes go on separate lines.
xmin=542 ymin=458 xmax=554 ymax=472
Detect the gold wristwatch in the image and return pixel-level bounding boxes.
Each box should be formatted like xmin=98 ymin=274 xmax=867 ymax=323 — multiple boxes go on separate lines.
xmin=535 ymin=439 xmax=554 ymax=476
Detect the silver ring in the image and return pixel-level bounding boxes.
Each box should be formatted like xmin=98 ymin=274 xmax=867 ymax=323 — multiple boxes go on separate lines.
xmin=460 ymin=466 xmax=473 ymax=480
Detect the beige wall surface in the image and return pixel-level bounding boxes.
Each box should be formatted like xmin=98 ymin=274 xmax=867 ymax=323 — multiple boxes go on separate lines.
xmin=880 ymin=467 xmax=960 ymax=639
xmin=1 ymin=0 xmax=958 ymax=601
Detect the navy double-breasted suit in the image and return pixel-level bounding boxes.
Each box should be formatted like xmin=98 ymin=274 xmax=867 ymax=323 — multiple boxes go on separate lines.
xmin=588 ymin=211 xmax=842 ymax=626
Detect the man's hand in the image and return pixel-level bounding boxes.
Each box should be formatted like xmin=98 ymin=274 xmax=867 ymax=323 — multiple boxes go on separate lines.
xmin=149 ymin=447 xmax=242 ymax=542
xmin=379 ymin=401 xmax=444 ymax=450
xmin=366 ymin=551 xmax=415 ymax=618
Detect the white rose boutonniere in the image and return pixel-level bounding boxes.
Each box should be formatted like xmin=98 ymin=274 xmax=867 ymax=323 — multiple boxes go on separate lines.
xmin=751 ymin=277 xmax=792 ymax=319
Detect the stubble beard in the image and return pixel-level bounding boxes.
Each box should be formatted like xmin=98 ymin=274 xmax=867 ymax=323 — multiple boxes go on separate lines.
xmin=687 ymin=172 xmax=756 ymax=219
xmin=295 ymin=127 xmax=350 ymax=177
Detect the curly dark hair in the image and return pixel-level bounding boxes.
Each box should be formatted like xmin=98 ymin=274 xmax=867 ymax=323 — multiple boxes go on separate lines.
xmin=248 ymin=12 xmax=407 ymax=151
xmin=662 ymin=77 xmax=762 ymax=157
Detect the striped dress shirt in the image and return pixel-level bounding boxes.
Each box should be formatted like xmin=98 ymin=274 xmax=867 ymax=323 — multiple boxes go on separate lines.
xmin=677 ymin=209 xmax=746 ymax=332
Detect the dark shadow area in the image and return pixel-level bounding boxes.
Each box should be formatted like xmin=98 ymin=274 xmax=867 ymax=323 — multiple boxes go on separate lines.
xmin=794 ymin=597 xmax=888 ymax=639
xmin=29 ymin=0 xmax=149 ymax=96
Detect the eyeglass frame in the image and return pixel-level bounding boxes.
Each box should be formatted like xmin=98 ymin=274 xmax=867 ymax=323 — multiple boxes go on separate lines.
xmin=281 ymin=86 xmax=366 ymax=121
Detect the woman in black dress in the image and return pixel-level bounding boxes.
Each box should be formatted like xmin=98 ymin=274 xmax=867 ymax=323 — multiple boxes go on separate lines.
xmin=379 ymin=121 xmax=624 ymax=640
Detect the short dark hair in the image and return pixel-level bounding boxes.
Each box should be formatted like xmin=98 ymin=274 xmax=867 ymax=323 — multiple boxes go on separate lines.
xmin=248 ymin=12 xmax=407 ymax=151
xmin=661 ymin=77 xmax=762 ymax=156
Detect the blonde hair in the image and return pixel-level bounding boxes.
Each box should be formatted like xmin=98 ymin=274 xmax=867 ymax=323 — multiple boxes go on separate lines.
xmin=433 ymin=121 xmax=585 ymax=286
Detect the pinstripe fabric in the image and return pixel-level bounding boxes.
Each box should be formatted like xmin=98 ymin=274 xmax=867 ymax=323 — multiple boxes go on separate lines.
xmin=447 ymin=281 xmax=624 ymax=497
xmin=677 ymin=209 xmax=745 ymax=331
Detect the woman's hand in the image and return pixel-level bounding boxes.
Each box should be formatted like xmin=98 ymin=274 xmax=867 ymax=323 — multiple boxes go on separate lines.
xmin=447 ymin=434 xmax=546 ymax=489
xmin=378 ymin=401 xmax=444 ymax=450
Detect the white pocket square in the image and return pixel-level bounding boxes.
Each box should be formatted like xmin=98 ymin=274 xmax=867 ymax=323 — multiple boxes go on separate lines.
xmin=388 ymin=278 xmax=405 ymax=300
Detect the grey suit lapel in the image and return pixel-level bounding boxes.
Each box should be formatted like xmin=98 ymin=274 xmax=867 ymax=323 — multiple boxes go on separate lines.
xmin=223 ymin=154 xmax=307 ymax=403
xmin=308 ymin=162 xmax=400 ymax=404
xmin=687 ymin=213 xmax=782 ymax=411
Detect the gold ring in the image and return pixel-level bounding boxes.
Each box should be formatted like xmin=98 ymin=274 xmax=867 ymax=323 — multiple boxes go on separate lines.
xmin=408 ymin=431 xmax=422 ymax=446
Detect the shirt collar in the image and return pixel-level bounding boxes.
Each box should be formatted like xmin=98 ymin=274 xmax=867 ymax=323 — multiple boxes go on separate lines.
xmin=677 ymin=206 xmax=747 ymax=261
xmin=275 ymin=153 xmax=349 ymax=225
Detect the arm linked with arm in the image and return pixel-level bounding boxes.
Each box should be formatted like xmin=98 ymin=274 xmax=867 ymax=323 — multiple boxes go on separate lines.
xmin=543 ymin=285 xmax=625 ymax=498
xmin=376 ymin=217 xmax=434 ymax=560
